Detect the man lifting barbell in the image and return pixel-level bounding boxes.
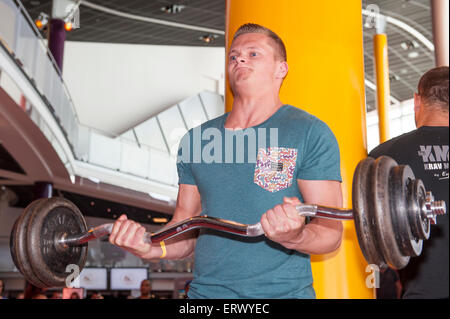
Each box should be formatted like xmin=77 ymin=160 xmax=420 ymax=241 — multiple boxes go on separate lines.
xmin=111 ymin=23 xmax=344 ymax=299
xmin=9 ymin=159 xmax=446 ymax=290
xmin=9 ymin=24 xmax=447 ymax=298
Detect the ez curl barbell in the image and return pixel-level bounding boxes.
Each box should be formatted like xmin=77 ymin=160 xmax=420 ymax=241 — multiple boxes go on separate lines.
xmin=10 ymin=156 xmax=446 ymax=288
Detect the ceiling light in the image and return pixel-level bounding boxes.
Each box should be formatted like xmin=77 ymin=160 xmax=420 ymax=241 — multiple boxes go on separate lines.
xmin=400 ymin=40 xmax=419 ymax=50
xmin=407 ymin=51 xmax=419 ymax=59
xmin=389 ymin=74 xmax=401 ymax=81
xmin=153 ymin=217 xmax=168 ymax=223
xmin=35 ymin=12 xmax=49 ymax=30
xmin=160 ymin=4 xmax=186 ymax=14
xmin=199 ymin=34 xmax=218 ymax=43
xmin=64 ymin=22 xmax=73 ymax=32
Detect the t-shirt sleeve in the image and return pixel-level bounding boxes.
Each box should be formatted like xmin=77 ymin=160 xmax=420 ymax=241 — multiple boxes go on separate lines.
xmin=296 ymin=119 xmax=342 ymax=181
xmin=176 ymin=131 xmax=197 ymax=185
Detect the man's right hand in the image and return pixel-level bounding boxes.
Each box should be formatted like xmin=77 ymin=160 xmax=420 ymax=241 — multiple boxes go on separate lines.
xmin=109 ymin=214 xmax=154 ymax=259
xmin=108 ymin=184 xmax=202 ymax=261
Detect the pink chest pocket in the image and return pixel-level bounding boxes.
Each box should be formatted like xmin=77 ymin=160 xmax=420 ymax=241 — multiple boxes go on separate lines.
xmin=254 ymin=147 xmax=298 ymax=192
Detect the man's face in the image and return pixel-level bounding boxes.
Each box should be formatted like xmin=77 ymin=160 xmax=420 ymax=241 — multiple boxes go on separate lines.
xmin=141 ymin=280 xmax=151 ymax=294
xmin=228 ymin=33 xmax=286 ymax=94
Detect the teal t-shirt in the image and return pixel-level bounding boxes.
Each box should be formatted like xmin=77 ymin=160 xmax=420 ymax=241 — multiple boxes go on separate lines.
xmin=176 ymin=104 xmax=342 ymax=299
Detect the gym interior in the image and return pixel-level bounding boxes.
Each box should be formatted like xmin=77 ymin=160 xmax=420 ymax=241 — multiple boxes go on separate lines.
xmin=0 ymin=0 xmax=448 ymax=300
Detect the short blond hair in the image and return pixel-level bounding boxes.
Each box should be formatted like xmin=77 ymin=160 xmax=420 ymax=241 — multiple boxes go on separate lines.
xmin=232 ymin=23 xmax=287 ymax=62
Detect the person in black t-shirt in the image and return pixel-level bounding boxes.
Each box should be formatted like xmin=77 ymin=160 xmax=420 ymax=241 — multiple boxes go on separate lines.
xmin=369 ymin=66 xmax=449 ymax=299
xmin=376 ymin=267 xmax=402 ymax=299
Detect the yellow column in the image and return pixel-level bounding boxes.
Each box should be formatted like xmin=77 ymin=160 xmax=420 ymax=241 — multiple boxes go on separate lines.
xmin=226 ymin=0 xmax=373 ymax=299
xmin=373 ymin=33 xmax=390 ymax=143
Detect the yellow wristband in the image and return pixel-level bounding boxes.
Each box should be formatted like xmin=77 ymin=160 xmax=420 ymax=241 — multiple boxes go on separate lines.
xmin=159 ymin=241 xmax=166 ymax=259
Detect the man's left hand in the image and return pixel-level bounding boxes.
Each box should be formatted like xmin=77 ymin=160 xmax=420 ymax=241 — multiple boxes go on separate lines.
xmin=260 ymin=196 xmax=306 ymax=249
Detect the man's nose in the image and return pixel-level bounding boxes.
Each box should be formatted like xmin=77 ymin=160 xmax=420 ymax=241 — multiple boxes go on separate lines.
xmin=237 ymin=56 xmax=246 ymax=63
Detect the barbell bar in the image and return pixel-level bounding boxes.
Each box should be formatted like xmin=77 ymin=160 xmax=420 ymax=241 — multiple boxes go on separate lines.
xmin=60 ymin=203 xmax=355 ymax=247
xmin=9 ymin=156 xmax=446 ymax=288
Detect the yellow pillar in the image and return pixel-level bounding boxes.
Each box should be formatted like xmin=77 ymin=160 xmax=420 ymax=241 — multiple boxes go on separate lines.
xmin=226 ymin=0 xmax=373 ymax=298
xmin=373 ymin=34 xmax=391 ymax=143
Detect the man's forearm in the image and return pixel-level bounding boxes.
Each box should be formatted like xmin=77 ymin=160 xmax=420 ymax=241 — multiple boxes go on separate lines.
xmin=283 ymin=221 xmax=343 ymax=255
xmin=144 ymin=202 xmax=200 ymax=261
xmin=144 ymin=231 xmax=197 ymax=261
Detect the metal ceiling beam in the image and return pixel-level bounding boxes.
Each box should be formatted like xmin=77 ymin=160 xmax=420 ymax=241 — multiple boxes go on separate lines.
xmin=0 ymin=169 xmax=31 ymax=184
xmin=385 ymin=23 xmax=435 ymax=60
xmin=80 ymin=0 xmax=225 ymax=35
xmin=388 ymin=44 xmax=424 ymax=76
xmin=363 ymin=50 xmax=413 ymax=96
xmin=409 ymin=1 xmax=430 ymax=11
xmin=362 ymin=32 xmax=423 ymax=89
xmin=362 ymin=8 xmax=434 ymax=51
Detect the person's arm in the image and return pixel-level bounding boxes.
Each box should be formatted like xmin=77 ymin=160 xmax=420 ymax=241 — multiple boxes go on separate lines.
xmin=260 ymin=179 xmax=343 ymax=255
xmin=109 ymin=183 xmax=202 ymax=260
xmin=394 ymin=270 xmax=403 ymax=299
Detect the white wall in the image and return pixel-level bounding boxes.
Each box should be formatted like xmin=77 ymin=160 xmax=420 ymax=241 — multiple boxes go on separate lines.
xmin=62 ymin=41 xmax=225 ymax=135
xmin=366 ymin=98 xmax=416 ymax=153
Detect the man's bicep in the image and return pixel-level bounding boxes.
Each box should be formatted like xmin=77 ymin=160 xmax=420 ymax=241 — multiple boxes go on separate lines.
xmin=297 ymin=179 xmax=343 ymax=232
xmin=171 ymin=183 xmax=202 ymax=223
xmin=164 ymin=184 xmax=201 ymax=258
xmin=297 ymin=179 xmax=343 ymax=208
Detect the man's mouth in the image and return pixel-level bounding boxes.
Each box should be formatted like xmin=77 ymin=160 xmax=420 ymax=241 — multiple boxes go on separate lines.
xmin=234 ymin=66 xmax=251 ymax=72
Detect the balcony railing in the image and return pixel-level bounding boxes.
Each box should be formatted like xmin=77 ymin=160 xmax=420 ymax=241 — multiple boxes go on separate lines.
xmin=0 ymin=0 xmax=224 ymax=191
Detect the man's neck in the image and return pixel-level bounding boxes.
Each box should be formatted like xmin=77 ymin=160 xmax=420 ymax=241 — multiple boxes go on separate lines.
xmin=225 ymin=91 xmax=284 ymax=129
xmin=417 ymin=112 xmax=449 ymax=128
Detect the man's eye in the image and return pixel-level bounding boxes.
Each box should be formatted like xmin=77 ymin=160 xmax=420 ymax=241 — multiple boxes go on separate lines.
xmin=230 ymin=56 xmax=237 ymax=61
xmin=250 ymin=52 xmax=258 ymax=57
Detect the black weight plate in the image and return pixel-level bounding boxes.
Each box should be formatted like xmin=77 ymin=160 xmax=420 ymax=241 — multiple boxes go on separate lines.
xmin=407 ymin=179 xmax=430 ymax=240
xmin=352 ymin=157 xmax=386 ymax=268
xmin=389 ymin=165 xmax=422 ymax=257
xmin=10 ymin=219 xmax=19 ymax=271
xmin=26 ymin=197 xmax=88 ymax=287
xmin=369 ymin=156 xmax=410 ymax=269
xmin=10 ymin=199 xmax=48 ymax=288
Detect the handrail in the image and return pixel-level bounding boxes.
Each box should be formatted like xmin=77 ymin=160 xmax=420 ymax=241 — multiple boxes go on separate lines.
xmin=0 ymin=0 xmax=224 ymax=190
xmin=1 ymin=0 xmax=174 ymax=156
xmin=12 ymin=0 xmax=80 ymax=124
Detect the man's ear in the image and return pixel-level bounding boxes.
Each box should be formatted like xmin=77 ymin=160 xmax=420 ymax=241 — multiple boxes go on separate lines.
xmin=414 ymin=93 xmax=421 ymax=113
xmin=276 ymin=61 xmax=289 ymax=79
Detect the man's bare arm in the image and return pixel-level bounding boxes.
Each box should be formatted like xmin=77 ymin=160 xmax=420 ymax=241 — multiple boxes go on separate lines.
xmin=109 ymin=183 xmax=202 ymax=260
xmin=152 ymin=184 xmax=202 ymax=260
xmin=289 ymin=179 xmax=343 ymax=254
xmin=260 ymin=180 xmax=343 ymax=255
